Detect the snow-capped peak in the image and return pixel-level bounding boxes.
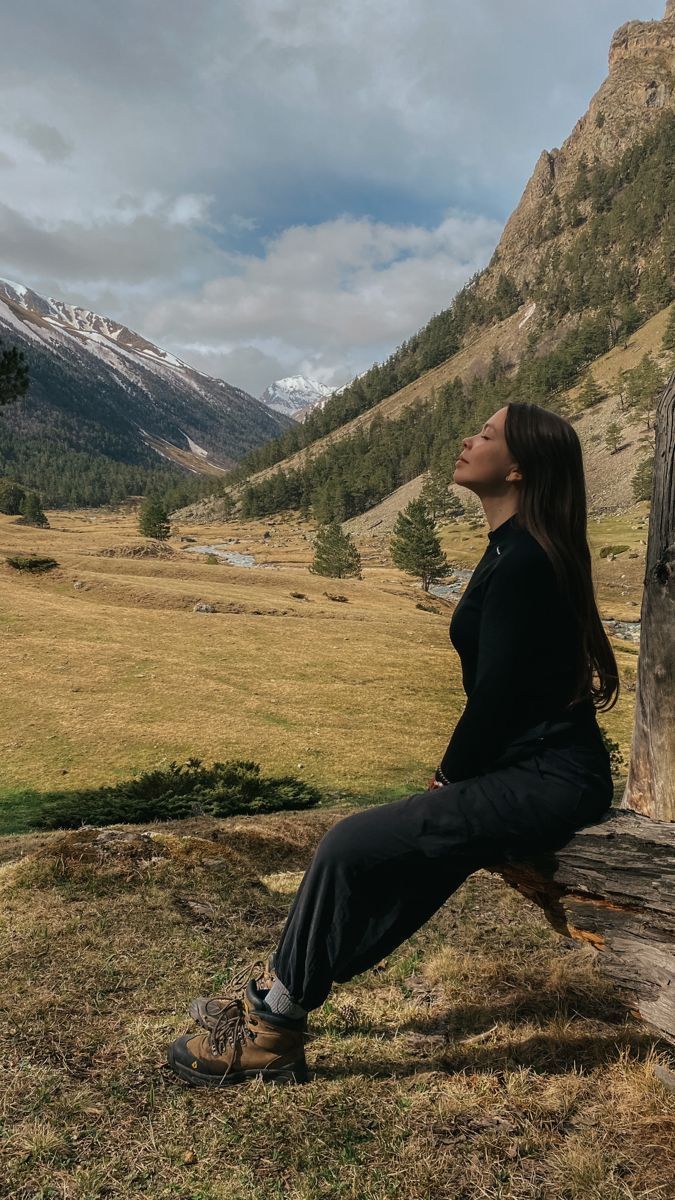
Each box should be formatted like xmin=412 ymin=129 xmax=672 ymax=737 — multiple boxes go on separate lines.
xmin=259 ymin=375 xmax=335 ymax=421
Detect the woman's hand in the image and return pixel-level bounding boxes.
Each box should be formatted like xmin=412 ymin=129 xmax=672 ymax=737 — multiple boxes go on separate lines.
xmin=427 ymin=773 xmax=444 ymax=791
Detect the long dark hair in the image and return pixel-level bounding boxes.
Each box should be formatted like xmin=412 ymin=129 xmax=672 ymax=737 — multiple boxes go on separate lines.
xmin=504 ymin=401 xmax=620 ymax=711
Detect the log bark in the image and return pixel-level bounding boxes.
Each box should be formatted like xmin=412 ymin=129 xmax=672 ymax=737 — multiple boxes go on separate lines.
xmin=493 ymin=809 xmax=675 ymax=1044
xmin=621 ymin=370 xmax=675 ymax=820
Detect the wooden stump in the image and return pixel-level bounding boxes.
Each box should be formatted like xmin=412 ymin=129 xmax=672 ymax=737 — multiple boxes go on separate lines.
xmin=621 ymin=370 xmax=675 ymax=821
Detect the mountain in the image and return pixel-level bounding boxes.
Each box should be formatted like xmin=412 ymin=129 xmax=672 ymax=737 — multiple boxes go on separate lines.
xmin=0 ymin=277 xmax=294 ymax=506
xmin=174 ymin=3 xmax=674 ymax=527
xmin=478 ymin=1 xmax=675 ymax=305
xmin=260 ymin=376 xmax=335 ymax=421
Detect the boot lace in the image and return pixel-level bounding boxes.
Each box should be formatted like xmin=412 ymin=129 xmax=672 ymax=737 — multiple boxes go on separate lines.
xmin=210 ymin=996 xmax=251 ymax=1057
xmin=207 ymin=957 xmax=269 ymax=1057
xmin=221 ymin=957 xmax=269 ymax=995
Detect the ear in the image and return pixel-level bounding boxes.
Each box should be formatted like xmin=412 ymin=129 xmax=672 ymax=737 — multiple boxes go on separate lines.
xmin=505 ymin=465 xmax=523 ymax=482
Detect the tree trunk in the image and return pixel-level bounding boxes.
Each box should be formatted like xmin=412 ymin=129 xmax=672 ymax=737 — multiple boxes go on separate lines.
xmin=492 ymin=810 xmax=675 ymax=1044
xmin=621 ymin=370 xmax=675 ymax=821
xmin=495 ymin=372 xmax=675 ymax=1044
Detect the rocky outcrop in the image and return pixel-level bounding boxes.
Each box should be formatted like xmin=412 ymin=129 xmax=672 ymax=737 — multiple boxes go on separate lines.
xmin=479 ymin=3 xmax=675 ymax=299
xmin=609 ymin=5 xmax=675 ymax=71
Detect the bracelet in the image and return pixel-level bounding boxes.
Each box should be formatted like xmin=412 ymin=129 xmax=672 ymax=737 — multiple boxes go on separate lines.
xmin=434 ymin=765 xmax=450 ymax=785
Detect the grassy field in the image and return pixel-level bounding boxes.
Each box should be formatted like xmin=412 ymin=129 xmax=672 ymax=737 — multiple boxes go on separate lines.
xmin=0 ymin=503 xmax=644 ymax=818
xmin=2 ymin=502 xmax=672 ymax=1200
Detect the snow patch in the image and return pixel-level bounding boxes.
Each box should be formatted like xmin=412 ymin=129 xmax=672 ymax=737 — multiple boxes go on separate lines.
xmin=181 ymin=432 xmax=210 ymax=458
xmin=0 ymin=276 xmax=28 ymax=298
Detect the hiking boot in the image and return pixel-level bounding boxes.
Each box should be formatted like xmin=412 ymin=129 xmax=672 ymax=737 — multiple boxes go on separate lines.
xmin=188 ymin=957 xmax=273 ymax=1031
xmin=167 ymin=994 xmax=309 ymax=1087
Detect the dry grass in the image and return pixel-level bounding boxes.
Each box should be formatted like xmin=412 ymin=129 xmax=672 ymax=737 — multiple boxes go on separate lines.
xmin=0 ymin=817 xmax=673 ymax=1200
xmin=0 ymin=507 xmax=670 ymax=1197
xmin=0 ymin=506 xmax=640 ymax=801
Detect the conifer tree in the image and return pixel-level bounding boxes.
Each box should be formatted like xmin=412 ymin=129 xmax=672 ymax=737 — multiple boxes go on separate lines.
xmin=0 ymin=338 xmax=29 ymax=407
xmin=662 ymin=305 xmax=675 ymax=351
xmin=632 ymin=457 xmax=654 ymax=503
xmin=219 ymin=491 xmax=236 ymax=519
xmin=463 ymin=497 xmax=485 ymax=528
xmin=579 ymin=372 xmax=605 ymax=408
xmin=0 ymin=479 xmax=26 ymax=515
xmin=138 ymin=495 xmax=170 ymax=540
xmin=309 ymin=521 xmax=362 ymax=579
xmin=20 ymin=491 xmax=49 ymax=527
xmin=625 ymin=353 xmax=665 ymax=431
xmin=605 ymin=420 xmax=623 ymax=455
xmin=493 ymin=274 xmax=522 ymax=320
xmin=419 ymin=469 xmax=464 ymax=523
xmin=390 ymin=499 xmax=449 ymax=592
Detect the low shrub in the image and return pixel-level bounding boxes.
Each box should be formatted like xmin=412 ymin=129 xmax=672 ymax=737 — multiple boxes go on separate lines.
xmin=6 ymin=555 xmax=58 ymax=572
xmin=33 ymin=758 xmax=322 ymax=830
xmin=598 ymin=726 xmax=625 ymax=776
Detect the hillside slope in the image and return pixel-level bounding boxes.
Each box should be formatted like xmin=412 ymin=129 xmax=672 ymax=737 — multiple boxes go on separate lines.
xmin=0 ymin=278 xmax=294 ymax=504
xmin=340 ymin=305 xmax=673 ymax=536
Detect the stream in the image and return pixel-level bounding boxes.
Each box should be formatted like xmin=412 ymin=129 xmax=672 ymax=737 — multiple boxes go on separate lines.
xmin=428 ymin=573 xmax=641 ymax=642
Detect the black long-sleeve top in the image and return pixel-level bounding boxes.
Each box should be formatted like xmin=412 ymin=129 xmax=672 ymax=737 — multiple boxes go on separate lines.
xmin=438 ymin=513 xmax=598 ymax=783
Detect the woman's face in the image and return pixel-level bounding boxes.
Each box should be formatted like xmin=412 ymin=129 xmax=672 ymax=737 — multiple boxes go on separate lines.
xmin=453 ymin=405 xmax=522 ymax=495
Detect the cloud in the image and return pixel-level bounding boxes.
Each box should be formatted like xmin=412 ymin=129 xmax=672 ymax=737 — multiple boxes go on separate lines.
xmin=0 ymin=197 xmax=227 ymax=289
xmin=143 ymin=209 xmax=503 ymax=394
xmin=14 ymin=119 xmax=73 ymax=163
xmin=0 ymin=0 xmax=660 ymax=393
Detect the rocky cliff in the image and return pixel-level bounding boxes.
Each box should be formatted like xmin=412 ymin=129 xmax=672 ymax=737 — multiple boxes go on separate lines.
xmin=481 ymin=2 xmax=675 ymax=297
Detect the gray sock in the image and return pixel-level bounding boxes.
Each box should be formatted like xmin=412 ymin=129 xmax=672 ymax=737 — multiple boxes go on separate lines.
xmin=264 ymin=976 xmax=307 ymax=1019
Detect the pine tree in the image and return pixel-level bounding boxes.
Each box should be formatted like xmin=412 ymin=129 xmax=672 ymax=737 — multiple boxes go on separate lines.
xmin=309 ymin=521 xmax=362 ymax=579
xmin=390 ymin=499 xmax=449 ymax=592
xmin=138 ymin=495 xmax=170 ymax=540
xmin=0 ymin=338 xmax=29 ymax=407
xmin=605 ymin=421 xmax=623 ymax=454
xmin=20 ymin=491 xmax=49 ymax=527
xmin=662 ymin=304 xmax=675 ymax=351
xmin=579 ymin=372 xmax=605 ymax=408
xmin=493 ymin=274 xmax=522 ymax=320
xmin=463 ymin=497 xmax=485 ymax=528
xmin=219 ymin=491 xmax=236 ymax=519
xmin=625 ymin=353 xmax=665 ymax=431
xmin=419 ymin=469 xmax=464 ymax=523
xmin=632 ymin=457 xmax=653 ymax=503
xmin=0 ymin=478 xmax=26 ymax=515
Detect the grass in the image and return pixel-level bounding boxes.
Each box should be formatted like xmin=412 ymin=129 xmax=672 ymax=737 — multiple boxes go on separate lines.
xmin=0 ymin=505 xmax=641 ymax=809
xmin=0 ymin=815 xmax=673 ymax=1199
xmin=0 ymin=503 xmax=669 ymax=1198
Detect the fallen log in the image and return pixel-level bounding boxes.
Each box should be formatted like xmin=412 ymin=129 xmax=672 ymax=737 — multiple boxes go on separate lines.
xmin=491 ymin=808 xmax=675 ymax=1043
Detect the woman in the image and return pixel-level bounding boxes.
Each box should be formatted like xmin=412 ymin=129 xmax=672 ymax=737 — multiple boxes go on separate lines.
xmin=167 ymin=401 xmax=618 ymax=1087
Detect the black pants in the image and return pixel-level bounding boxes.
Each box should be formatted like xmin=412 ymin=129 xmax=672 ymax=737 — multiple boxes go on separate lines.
xmin=273 ymin=740 xmax=614 ymax=1011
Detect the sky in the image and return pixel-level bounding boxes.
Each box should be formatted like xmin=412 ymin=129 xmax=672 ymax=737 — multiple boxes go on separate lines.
xmin=0 ymin=0 xmax=664 ymax=398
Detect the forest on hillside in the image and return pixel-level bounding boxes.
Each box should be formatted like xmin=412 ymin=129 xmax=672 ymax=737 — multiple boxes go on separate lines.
xmin=238 ymin=313 xmax=668 ymax=523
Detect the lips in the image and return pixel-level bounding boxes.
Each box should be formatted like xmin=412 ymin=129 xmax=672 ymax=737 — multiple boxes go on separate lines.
xmin=456 ymin=456 xmax=468 ymax=464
